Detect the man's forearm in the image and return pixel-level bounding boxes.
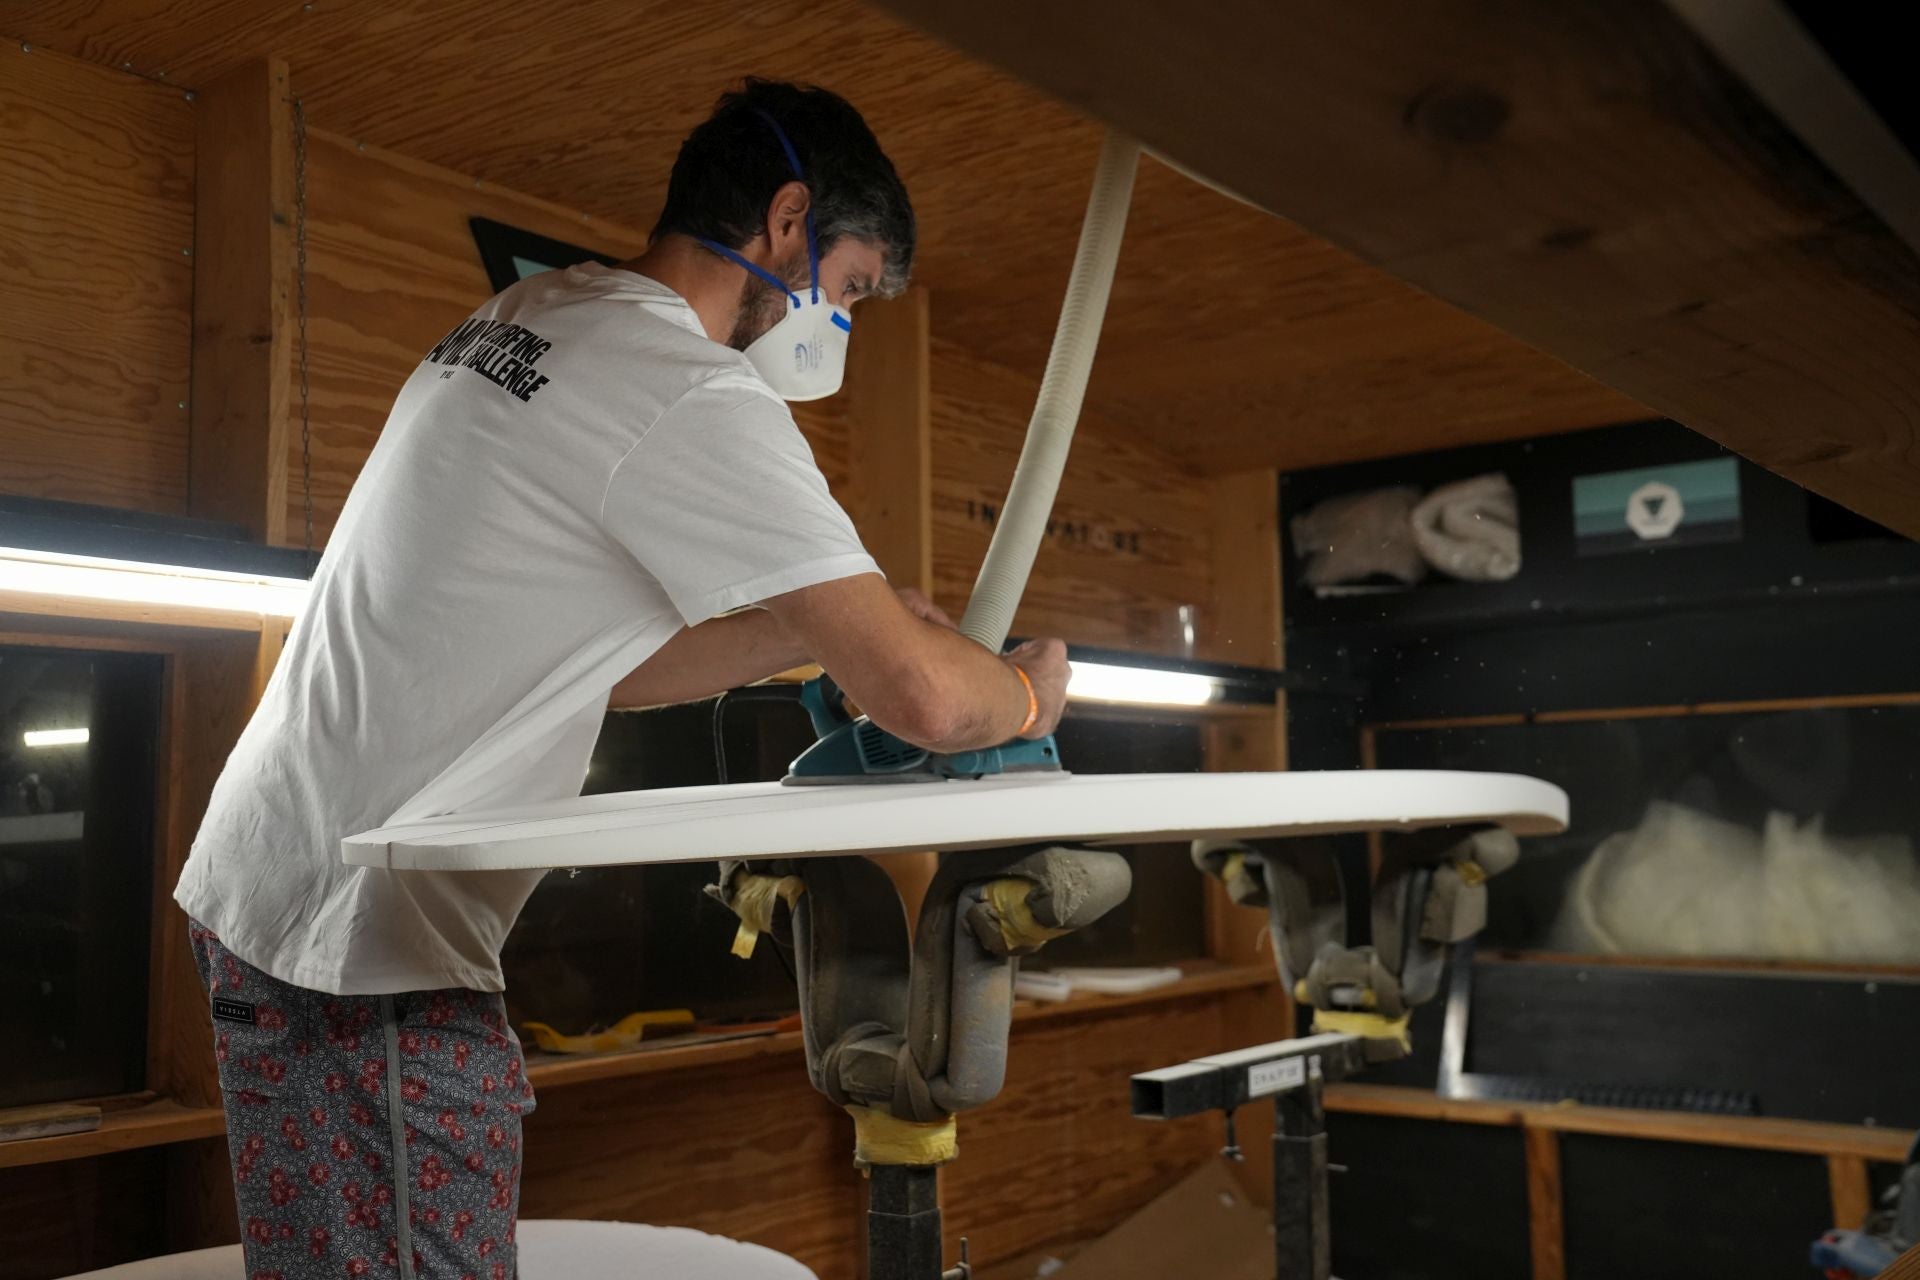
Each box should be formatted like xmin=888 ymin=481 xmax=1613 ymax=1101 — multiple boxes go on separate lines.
xmin=762 ymin=574 xmax=1066 ymax=755
xmin=607 ymin=609 xmax=808 ymax=709
xmin=884 ymin=625 xmax=1034 ymax=752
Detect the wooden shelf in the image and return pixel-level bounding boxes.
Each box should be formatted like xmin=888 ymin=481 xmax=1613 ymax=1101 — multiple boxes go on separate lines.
xmin=1324 ymin=1083 xmax=1915 ymax=1161
xmin=526 ymin=962 xmax=1277 ymax=1093
xmin=526 ymin=1027 xmax=808 ymax=1091
xmin=0 ymin=1098 xmax=225 ymax=1170
xmin=0 ymin=966 xmax=1278 ymax=1164
xmin=1478 ymin=949 xmax=1920 ymax=980
xmin=1014 ymin=961 xmax=1275 ymax=1024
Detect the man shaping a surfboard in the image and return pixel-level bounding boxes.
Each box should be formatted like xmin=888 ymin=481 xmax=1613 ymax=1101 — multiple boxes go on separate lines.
xmin=174 ymin=79 xmax=1068 ymax=1279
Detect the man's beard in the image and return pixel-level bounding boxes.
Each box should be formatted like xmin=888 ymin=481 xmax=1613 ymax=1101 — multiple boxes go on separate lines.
xmin=726 ymin=251 xmax=808 ymax=352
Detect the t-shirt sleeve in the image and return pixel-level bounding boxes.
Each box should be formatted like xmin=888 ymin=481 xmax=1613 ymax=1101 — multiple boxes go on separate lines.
xmin=600 ymin=370 xmax=880 ymax=626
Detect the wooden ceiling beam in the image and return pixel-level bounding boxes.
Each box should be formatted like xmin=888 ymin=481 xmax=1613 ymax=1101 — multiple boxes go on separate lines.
xmin=872 ymin=0 xmax=1920 ymax=534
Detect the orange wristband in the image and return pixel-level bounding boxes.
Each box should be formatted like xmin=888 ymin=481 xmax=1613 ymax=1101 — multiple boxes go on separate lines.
xmin=1011 ymin=664 xmax=1039 ymax=737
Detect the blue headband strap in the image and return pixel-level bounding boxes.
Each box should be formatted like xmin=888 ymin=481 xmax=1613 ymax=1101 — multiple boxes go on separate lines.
xmin=755 ymin=109 xmax=806 ymax=181
xmin=754 ymin=109 xmax=819 ymax=303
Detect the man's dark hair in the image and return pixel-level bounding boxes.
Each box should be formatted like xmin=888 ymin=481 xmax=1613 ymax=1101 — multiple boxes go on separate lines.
xmin=652 ymin=79 xmax=916 ymax=297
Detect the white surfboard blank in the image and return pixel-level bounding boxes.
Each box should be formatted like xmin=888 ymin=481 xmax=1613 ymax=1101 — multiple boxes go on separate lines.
xmin=342 ymin=770 xmax=1568 ymax=873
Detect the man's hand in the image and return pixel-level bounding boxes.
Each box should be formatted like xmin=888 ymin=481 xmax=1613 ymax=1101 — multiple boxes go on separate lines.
xmin=894 ymin=588 xmax=1067 ymax=739
xmin=1002 ymin=637 xmax=1069 ymax=739
xmin=765 ymin=574 xmax=1067 ymax=754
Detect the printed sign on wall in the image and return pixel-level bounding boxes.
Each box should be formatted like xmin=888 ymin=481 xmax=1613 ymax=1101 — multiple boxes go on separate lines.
xmin=1572 ymin=457 xmax=1742 ymax=555
xmin=963 ymin=499 xmax=1147 ymax=558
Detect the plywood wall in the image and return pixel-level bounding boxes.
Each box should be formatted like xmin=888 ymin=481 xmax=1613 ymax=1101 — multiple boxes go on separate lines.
xmin=931 ymin=339 xmax=1211 ymax=653
xmin=0 ymin=45 xmax=194 ymax=515
xmin=0 ymin=48 xmax=1210 ymax=652
xmin=294 ymin=127 xmax=854 ymax=543
xmin=288 ymin=130 xmax=654 ymax=544
xmin=291 ymin=134 xmax=1210 ymax=652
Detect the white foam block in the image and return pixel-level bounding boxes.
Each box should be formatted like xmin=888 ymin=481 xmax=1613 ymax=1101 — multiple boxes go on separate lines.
xmin=343 ymin=770 xmax=1567 ymax=872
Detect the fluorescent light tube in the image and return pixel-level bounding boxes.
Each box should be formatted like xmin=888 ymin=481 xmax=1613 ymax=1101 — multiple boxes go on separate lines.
xmin=1066 ymin=661 xmax=1222 ymax=707
xmin=23 ymin=728 xmax=89 ymax=748
xmin=0 ymin=546 xmax=308 ymax=618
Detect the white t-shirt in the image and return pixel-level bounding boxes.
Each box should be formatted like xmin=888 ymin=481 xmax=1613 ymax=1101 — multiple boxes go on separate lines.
xmin=174 ymin=264 xmax=878 ymax=995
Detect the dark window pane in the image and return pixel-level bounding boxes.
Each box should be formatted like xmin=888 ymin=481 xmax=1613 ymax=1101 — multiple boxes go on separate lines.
xmin=1029 ymin=712 xmax=1208 ymax=967
xmin=0 ymin=645 xmax=162 ymax=1107
xmin=1374 ymin=705 xmax=1920 ymax=963
xmin=501 ymin=697 xmax=814 ymax=1031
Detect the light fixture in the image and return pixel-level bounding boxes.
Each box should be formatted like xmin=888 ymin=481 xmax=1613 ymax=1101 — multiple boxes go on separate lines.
xmin=23 ymin=727 xmax=89 ymax=748
xmin=0 ymin=497 xmax=313 ymax=620
xmin=1056 ymin=644 xmax=1289 ymax=710
xmin=0 ymin=547 xmax=308 ymax=618
xmin=1067 ymin=662 xmax=1222 ymax=706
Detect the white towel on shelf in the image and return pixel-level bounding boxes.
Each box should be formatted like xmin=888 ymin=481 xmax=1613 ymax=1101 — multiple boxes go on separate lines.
xmin=1410 ymin=473 xmax=1522 ymax=581
xmin=1554 ymin=800 xmax=1920 ymax=964
xmin=1290 ymin=486 xmax=1427 ymax=588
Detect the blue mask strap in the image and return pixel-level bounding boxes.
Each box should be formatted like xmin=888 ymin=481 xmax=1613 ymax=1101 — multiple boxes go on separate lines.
xmin=694 ymin=237 xmax=799 ymax=307
xmin=755 ymin=109 xmax=820 ymax=304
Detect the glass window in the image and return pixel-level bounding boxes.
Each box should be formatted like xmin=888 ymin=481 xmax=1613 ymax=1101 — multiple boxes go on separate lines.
xmin=500 ymin=696 xmax=813 ymax=1034
xmin=1372 ymin=704 xmax=1920 ymax=965
xmin=1023 ymin=711 xmax=1208 ymax=968
xmin=0 ymin=644 xmax=163 ymax=1107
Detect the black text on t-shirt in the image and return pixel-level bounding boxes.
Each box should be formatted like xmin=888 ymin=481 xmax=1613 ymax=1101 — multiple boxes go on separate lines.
xmin=424 ymin=318 xmax=557 ymax=403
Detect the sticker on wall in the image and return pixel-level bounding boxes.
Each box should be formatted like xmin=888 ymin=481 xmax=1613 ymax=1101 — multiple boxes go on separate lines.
xmin=1572 ymin=457 xmax=1742 ymax=555
xmin=469 ymin=217 xmax=617 ymax=294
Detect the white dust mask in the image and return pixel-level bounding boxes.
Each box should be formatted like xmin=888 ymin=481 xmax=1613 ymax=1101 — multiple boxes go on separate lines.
xmin=700 ymin=246 xmax=850 ymax=402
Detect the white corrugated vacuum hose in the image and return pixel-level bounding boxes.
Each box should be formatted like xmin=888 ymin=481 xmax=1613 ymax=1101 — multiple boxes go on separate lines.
xmin=957 ymin=132 xmax=1139 ymax=652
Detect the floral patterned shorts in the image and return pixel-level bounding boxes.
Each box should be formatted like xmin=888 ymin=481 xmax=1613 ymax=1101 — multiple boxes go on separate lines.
xmin=189 ymin=922 xmax=536 ymax=1280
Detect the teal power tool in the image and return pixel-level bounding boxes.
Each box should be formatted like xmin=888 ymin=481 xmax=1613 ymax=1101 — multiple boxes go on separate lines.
xmin=785 ymin=672 xmax=1060 ymax=783
xmin=783 ymin=132 xmax=1138 ymax=786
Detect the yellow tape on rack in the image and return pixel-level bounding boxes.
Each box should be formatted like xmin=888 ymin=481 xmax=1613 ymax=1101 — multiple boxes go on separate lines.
xmin=982 ymin=877 xmax=1071 ymax=952
xmin=847 ymin=1106 xmax=959 ymax=1167
xmin=521 ymin=1009 xmax=695 ymax=1054
xmin=728 ymin=873 xmax=805 ymax=959
xmin=1310 ymin=1009 xmax=1412 ymax=1055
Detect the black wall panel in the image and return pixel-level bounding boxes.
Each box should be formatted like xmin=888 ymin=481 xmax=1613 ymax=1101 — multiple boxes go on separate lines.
xmin=1327 ymin=1112 xmax=1530 ymax=1280
xmin=1463 ymin=961 xmax=1920 ymax=1127
xmin=1561 ymin=1135 xmax=1832 ymax=1280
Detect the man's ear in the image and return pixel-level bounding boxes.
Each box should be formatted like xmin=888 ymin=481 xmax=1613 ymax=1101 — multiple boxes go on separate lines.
xmin=766 ymin=179 xmax=813 ymax=253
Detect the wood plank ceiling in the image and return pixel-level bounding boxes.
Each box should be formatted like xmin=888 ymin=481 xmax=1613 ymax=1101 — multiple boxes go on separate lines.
xmin=3 ymin=0 xmax=1644 ymax=476
xmin=871 ymin=0 xmax=1920 ymax=535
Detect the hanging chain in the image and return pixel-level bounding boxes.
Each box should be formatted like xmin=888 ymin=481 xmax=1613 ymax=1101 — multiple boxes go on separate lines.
xmin=293 ymin=96 xmax=315 ymax=569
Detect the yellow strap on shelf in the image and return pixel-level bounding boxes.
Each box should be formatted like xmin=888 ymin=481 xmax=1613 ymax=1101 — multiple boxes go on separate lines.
xmin=521 ymin=1009 xmax=696 ymax=1055
xmin=1311 ymin=1008 xmax=1412 ymax=1054
xmin=847 ymin=1106 xmax=959 ymax=1167
xmin=982 ymin=877 xmax=1070 ymax=952
xmin=728 ymin=873 xmax=806 ymax=959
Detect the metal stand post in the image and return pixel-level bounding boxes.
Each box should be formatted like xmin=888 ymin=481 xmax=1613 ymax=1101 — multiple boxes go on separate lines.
xmin=1272 ymin=1075 xmax=1330 ymax=1280
xmin=868 ymin=1164 xmax=944 ymax=1280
